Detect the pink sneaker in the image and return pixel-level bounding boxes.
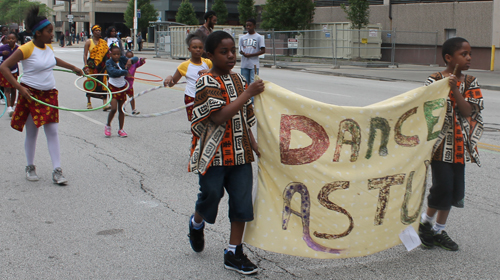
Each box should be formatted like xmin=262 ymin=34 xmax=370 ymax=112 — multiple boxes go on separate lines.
xmin=118 ymin=129 xmax=128 ymax=138
xmin=104 ymin=125 xmax=111 ymax=137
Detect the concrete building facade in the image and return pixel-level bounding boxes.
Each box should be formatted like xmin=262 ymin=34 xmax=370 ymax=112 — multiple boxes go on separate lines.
xmin=40 ymin=0 xmax=129 ymax=41
xmin=255 ymin=0 xmax=500 ymax=70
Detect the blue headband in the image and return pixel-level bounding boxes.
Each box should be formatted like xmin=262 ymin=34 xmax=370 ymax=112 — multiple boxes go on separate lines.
xmin=32 ymin=19 xmax=50 ymax=35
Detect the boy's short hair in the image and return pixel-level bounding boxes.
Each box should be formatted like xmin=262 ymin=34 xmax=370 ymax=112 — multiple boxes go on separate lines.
xmin=246 ymin=19 xmax=256 ymax=26
xmin=442 ymin=37 xmax=468 ymax=63
xmin=185 ymin=33 xmax=202 ymax=46
xmin=205 ymin=31 xmax=234 ymax=54
xmin=126 ymin=50 xmax=133 ymax=56
xmin=204 ymin=11 xmax=216 ymax=21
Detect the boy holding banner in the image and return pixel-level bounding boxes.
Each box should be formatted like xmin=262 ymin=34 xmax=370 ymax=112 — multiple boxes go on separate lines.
xmin=419 ymin=37 xmax=483 ymax=251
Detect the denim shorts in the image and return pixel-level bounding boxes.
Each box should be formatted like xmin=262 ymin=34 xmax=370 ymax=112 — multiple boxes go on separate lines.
xmin=195 ymin=163 xmax=254 ymax=224
xmin=427 ymin=161 xmax=465 ymax=210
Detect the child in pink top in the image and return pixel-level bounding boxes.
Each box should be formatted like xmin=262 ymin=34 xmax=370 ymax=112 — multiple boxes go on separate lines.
xmin=125 ymin=50 xmax=145 ymax=115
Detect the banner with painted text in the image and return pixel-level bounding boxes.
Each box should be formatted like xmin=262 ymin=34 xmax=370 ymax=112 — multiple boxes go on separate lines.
xmin=244 ymin=78 xmax=450 ymax=258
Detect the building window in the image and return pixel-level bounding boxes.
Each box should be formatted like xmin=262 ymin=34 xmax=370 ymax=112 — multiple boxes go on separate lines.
xmin=445 ymin=29 xmax=456 ymax=40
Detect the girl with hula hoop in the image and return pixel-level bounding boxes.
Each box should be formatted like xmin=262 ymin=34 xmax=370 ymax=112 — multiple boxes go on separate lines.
xmin=164 ymin=33 xmax=211 ymax=121
xmin=104 ymin=45 xmax=138 ymax=138
xmin=125 ymin=50 xmax=146 ymax=115
xmin=0 ymin=6 xmax=84 ymax=185
xmin=0 ymin=32 xmax=19 ymax=117
xmin=83 ymin=25 xmax=110 ymax=111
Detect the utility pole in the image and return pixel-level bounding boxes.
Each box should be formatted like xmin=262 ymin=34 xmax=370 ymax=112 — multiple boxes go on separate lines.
xmin=133 ymin=0 xmax=138 ymax=51
xmin=65 ymin=0 xmax=73 ymax=46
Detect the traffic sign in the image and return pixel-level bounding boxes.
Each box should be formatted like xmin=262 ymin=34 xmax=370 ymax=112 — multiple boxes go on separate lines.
xmin=137 ymin=9 xmax=141 ymax=19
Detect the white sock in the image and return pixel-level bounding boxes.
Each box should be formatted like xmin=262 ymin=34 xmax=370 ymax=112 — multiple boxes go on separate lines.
xmin=421 ymin=212 xmax=434 ymax=224
xmin=432 ymin=222 xmax=446 ymax=234
xmin=227 ymin=244 xmax=237 ymax=254
xmin=191 ymin=216 xmax=204 ymax=230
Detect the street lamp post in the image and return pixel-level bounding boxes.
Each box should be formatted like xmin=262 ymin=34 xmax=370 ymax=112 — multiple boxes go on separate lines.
xmin=133 ymin=0 xmax=137 ymax=51
xmin=64 ymin=0 xmax=73 ymax=46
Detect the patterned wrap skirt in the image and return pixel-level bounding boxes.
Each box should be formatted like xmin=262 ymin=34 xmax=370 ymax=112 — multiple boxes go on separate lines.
xmin=0 ymin=72 xmax=19 ymax=88
xmin=185 ymin=95 xmax=195 ymax=121
xmin=11 ymin=84 xmax=59 ymax=132
xmin=108 ymin=83 xmax=131 ymax=101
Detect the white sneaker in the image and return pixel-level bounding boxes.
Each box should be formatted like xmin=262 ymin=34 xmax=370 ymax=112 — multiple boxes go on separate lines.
xmin=7 ymin=107 xmax=14 ymax=117
xmin=0 ymin=99 xmax=5 ymax=105
xmin=26 ymin=165 xmax=40 ymax=181
xmin=52 ymin=167 xmax=68 ymax=185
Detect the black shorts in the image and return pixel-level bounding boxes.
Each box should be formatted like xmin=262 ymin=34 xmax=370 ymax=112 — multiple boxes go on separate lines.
xmin=427 ymin=161 xmax=465 ymax=210
xmin=195 ymin=163 xmax=254 ymax=224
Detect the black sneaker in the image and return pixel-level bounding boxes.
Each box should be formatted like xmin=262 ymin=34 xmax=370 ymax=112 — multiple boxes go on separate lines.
xmin=224 ymin=244 xmax=258 ymax=275
xmin=188 ymin=215 xmax=205 ymax=252
xmin=418 ymin=221 xmax=434 ymax=248
xmin=433 ymin=230 xmax=459 ymax=251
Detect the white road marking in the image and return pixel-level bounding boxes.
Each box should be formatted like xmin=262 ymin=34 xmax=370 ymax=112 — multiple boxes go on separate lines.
xmin=70 ymin=111 xmax=105 ymax=126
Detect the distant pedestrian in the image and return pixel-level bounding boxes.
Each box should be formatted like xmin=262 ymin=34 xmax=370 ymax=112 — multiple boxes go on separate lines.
xmin=60 ymin=33 xmax=65 ymax=47
xmin=239 ymin=18 xmax=265 ymax=85
xmin=194 ymin=11 xmax=217 ymax=57
xmin=418 ymin=37 xmax=484 ymax=252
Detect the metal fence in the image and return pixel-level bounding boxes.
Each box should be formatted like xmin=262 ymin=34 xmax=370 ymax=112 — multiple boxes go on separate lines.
xmin=154 ymin=27 xmax=438 ymax=67
xmin=259 ymin=28 xmax=438 ymax=67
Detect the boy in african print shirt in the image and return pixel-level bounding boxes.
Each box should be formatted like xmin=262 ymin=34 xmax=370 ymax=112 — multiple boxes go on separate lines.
xmin=187 ymin=31 xmax=264 ymax=275
xmin=419 ymin=37 xmax=483 ymax=251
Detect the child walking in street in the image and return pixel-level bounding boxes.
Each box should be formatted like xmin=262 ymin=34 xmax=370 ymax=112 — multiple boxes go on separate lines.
xmin=163 ymin=33 xmax=212 ymax=121
xmin=419 ymin=37 xmax=484 ymax=251
xmin=0 ymin=32 xmax=19 ymax=117
xmin=238 ymin=18 xmax=265 ymax=85
xmin=0 ymin=6 xmax=83 ymax=185
xmin=104 ymin=45 xmax=138 ymax=138
xmin=124 ymin=50 xmax=145 ymax=115
xmin=187 ymin=31 xmax=264 ymax=275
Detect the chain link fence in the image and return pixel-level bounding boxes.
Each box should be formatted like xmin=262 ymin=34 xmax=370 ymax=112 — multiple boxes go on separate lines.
xmin=154 ymin=26 xmax=438 ymax=67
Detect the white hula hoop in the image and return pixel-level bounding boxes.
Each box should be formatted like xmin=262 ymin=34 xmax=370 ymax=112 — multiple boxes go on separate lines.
xmin=122 ymin=85 xmax=193 ymax=118
xmin=75 ymin=74 xmax=129 ymax=95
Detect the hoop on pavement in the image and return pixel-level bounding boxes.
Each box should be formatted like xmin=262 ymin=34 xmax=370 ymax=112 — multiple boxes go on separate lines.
xmin=0 ymin=88 xmax=6 ymax=118
xmin=74 ymin=74 xmax=129 ymax=95
xmin=19 ymin=69 xmax=112 ymax=112
xmin=122 ymin=85 xmax=193 ymax=118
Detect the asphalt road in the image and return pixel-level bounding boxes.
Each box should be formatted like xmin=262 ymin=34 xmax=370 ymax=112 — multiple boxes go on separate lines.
xmin=1 ymin=47 xmax=499 ymax=279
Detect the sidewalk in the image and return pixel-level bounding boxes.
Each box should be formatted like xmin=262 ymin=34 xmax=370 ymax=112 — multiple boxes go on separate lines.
xmin=58 ymin=44 xmax=500 ymax=91
xmin=261 ymin=59 xmax=500 ymax=91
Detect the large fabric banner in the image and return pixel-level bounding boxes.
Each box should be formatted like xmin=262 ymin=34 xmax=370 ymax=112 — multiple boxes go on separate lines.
xmin=244 ymin=78 xmax=450 ymax=259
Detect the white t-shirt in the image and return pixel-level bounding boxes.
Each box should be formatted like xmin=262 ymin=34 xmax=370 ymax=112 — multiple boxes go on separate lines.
xmin=108 ymin=63 xmax=127 ymax=88
xmin=177 ymin=58 xmax=212 ymax=98
xmin=239 ymin=32 xmax=265 ymax=69
xmin=107 ymin=37 xmax=119 ymax=47
xmin=19 ymin=41 xmax=56 ymax=90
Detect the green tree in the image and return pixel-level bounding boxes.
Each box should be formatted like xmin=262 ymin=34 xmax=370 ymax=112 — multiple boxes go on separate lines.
xmin=211 ymin=0 xmax=228 ymax=25
xmin=261 ymin=0 xmax=315 ymax=31
xmin=237 ymin=0 xmax=257 ymax=26
xmin=175 ymin=0 xmax=198 ymax=25
xmin=341 ymin=0 xmax=370 ymax=58
xmin=124 ymin=0 xmax=158 ymax=32
xmin=341 ymin=0 xmax=370 ymax=30
xmin=0 ymin=0 xmax=52 ymax=26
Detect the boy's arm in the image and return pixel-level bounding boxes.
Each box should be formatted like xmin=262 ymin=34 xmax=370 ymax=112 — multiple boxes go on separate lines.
xmin=248 ymin=129 xmax=260 ymax=157
xmin=209 ymin=79 xmax=265 ymax=125
xmin=449 ymin=75 xmax=472 ymax=117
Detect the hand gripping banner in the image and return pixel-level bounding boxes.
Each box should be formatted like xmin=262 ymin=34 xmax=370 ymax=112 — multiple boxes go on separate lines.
xmin=244 ymin=78 xmax=450 ymax=259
